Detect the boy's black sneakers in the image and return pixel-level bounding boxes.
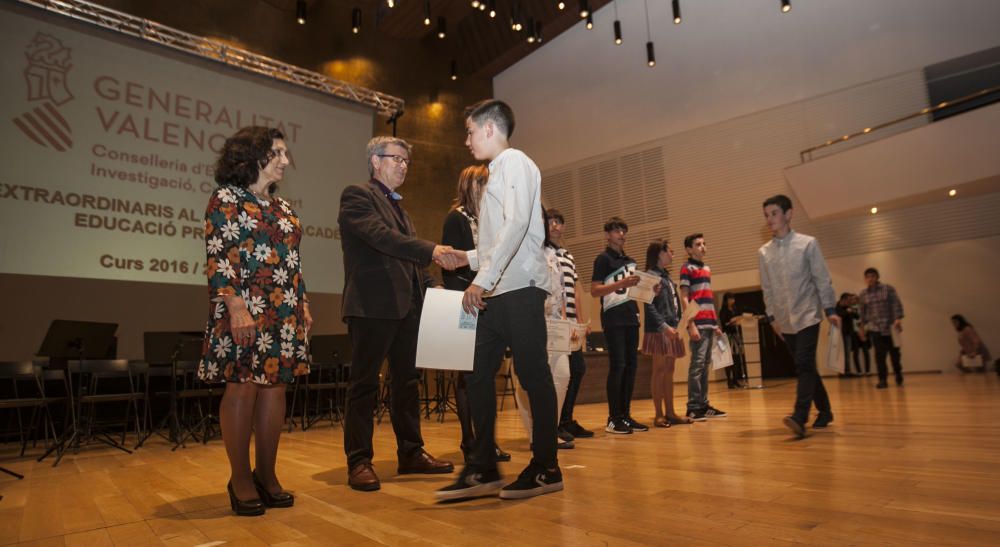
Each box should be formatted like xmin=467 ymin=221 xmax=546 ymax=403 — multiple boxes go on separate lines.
xmin=623 ymin=416 xmax=649 ymax=432
xmin=499 ymin=463 xmax=564 ymax=500
xmin=686 ymin=410 xmax=708 ymax=422
xmin=435 ymin=467 xmax=504 ymax=502
xmin=704 ymin=406 xmax=728 ymax=418
xmin=605 ymin=417 xmax=632 ymax=434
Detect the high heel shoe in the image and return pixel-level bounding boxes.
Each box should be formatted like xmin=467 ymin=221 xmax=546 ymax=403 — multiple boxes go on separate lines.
xmin=252 ymin=470 xmax=294 ymax=508
xmin=228 ymin=481 xmax=265 ymax=516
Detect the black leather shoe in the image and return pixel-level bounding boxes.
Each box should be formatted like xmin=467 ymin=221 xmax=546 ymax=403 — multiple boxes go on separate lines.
xmin=227 ymin=481 xmax=265 ymax=516
xmin=252 ymin=470 xmax=294 ymax=508
xmin=494 ymin=446 xmax=512 ymax=462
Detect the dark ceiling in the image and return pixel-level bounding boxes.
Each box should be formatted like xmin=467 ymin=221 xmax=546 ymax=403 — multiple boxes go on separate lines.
xmin=325 ymin=0 xmax=612 ymax=79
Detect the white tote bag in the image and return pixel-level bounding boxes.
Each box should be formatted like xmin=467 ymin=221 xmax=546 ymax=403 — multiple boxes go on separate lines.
xmin=711 ymin=333 xmax=734 ymax=370
xmin=825 ymin=326 xmax=845 ymax=372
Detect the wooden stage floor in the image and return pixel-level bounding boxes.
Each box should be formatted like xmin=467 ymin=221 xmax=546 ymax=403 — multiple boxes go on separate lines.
xmin=1 ymin=373 xmax=998 ymax=546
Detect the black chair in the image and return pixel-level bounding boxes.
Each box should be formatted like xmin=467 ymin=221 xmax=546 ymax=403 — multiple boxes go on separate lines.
xmin=497 ymin=352 xmax=518 ymax=411
xmin=291 ymin=334 xmax=351 ymax=431
xmin=136 ymin=332 xmax=203 ymax=448
xmin=171 ymin=360 xmax=224 ymax=450
xmin=136 ymin=363 xmax=176 ymax=447
xmin=0 ymin=361 xmax=59 ymax=479
xmin=63 ymin=360 xmax=148 ymax=461
xmin=33 ymin=320 xmax=119 ymax=467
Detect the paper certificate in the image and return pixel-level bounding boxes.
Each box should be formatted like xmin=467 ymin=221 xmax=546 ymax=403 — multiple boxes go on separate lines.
xmin=627 ymin=270 xmax=661 ymax=305
xmin=415 ymin=288 xmax=476 ymax=371
xmin=547 ymin=319 xmax=573 ymax=355
xmin=601 ymin=263 xmax=637 ymax=312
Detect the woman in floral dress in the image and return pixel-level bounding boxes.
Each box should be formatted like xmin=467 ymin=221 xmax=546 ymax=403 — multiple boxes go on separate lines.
xmin=199 ymin=126 xmax=311 ymax=516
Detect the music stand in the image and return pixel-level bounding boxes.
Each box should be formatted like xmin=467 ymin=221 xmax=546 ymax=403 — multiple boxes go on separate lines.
xmin=34 ymin=320 xmax=118 ymax=466
xmin=136 ymin=331 xmax=203 ymax=447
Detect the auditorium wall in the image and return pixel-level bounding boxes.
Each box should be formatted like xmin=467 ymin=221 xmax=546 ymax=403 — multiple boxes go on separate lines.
xmin=496 ymin=0 xmax=1000 ymax=378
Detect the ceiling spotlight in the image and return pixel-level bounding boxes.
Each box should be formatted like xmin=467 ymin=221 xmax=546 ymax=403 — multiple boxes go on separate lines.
xmin=580 ymin=0 xmax=590 ymax=19
xmin=781 ymin=0 xmax=791 ymax=13
xmin=870 ymin=207 xmax=878 ymax=215
xmin=511 ymin=3 xmax=522 ymax=31
xmin=488 ymin=0 xmax=496 ymax=18
xmin=479 ymin=4 xmax=486 ymax=11
xmin=471 ymin=1 xmax=481 ymax=8
xmin=451 ymin=60 xmax=458 ymax=81
xmin=535 ymin=21 xmax=544 ymax=42
xmin=614 ymin=20 xmax=622 ymax=44
xmin=296 ymin=0 xmax=306 ymax=24
xmin=558 ymin=1 xmax=566 ymax=9
xmin=672 ymin=0 xmax=681 ymax=24
xmin=643 ymin=1 xmax=654 ymax=66
xmin=948 ymin=189 xmax=957 ymax=197
xmin=424 ymin=0 xmax=431 ymax=25
xmin=387 ymin=0 xmax=395 ymax=8
xmin=527 ymin=17 xmax=536 ymax=42
xmin=351 ymin=7 xmax=361 ymax=33
xmin=585 ymin=12 xmax=593 ymax=29
xmin=437 ymin=16 xmax=446 ymax=38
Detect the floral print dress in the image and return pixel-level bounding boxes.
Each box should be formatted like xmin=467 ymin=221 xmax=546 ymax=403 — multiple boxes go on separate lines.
xmin=198 ymin=185 xmax=310 ymax=384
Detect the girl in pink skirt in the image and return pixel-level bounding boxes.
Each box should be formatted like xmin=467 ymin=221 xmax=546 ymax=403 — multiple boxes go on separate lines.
xmin=642 ymin=240 xmax=692 ymax=427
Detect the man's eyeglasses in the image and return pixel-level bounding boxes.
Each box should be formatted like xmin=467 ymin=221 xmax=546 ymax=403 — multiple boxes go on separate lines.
xmin=377 ymin=154 xmax=411 ymax=167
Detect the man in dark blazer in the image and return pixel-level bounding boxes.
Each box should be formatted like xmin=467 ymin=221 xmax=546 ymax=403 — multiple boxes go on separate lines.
xmin=338 ymin=136 xmax=458 ymax=491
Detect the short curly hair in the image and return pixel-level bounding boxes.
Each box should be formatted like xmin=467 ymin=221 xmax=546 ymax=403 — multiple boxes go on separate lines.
xmin=214 ymin=126 xmax=285 ymax=188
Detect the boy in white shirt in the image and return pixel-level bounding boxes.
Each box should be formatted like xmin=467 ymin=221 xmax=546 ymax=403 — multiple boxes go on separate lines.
xmin=758 ymin=194 xmax=840 ymax=439
xmin=436 ymin=99 xmax=562 ymax=502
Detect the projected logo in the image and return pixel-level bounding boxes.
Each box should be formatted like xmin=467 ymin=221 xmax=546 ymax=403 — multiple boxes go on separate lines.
xmin=13 ymin=33 xmax=74 ymax=152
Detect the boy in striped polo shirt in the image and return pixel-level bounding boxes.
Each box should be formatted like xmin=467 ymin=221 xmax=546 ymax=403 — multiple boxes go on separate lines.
xmin=546 ymin=208 xmax=595 ymax=441
xmin=679 ymin=233 xmax=727 ymax=421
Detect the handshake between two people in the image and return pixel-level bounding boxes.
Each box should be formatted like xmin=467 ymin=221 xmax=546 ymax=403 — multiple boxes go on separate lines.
xmin=431 ymin=245 xmax=488 ymax=315
xmin=431 ymin=245 xmax=469 ymax=271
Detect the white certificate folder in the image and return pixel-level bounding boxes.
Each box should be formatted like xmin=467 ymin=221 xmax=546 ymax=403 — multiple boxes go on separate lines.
xmin=416 ymin=288 xmax=477 ymax=371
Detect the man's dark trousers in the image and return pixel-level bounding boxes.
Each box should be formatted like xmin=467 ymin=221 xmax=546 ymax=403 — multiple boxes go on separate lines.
xmin=344 ymin=305 xmax=424 ymax=469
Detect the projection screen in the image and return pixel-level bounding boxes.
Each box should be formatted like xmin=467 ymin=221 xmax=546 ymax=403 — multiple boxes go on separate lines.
xmin=0 ymin=2 xmax=373 ymax=294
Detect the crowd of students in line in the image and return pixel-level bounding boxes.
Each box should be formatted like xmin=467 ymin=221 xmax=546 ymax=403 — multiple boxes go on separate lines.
xmin=203 ymin=98 xmax=988 ymax=515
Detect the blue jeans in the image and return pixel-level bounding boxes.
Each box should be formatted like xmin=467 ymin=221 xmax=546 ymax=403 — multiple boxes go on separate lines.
xmin=687 ymin=330 xmax=714 ymax=413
